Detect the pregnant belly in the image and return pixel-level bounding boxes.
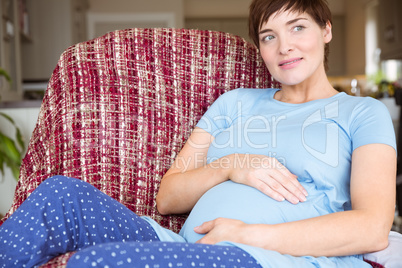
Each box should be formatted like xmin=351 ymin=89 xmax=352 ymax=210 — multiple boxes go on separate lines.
xmin=179 ymin=180 xmax=328 ymax=243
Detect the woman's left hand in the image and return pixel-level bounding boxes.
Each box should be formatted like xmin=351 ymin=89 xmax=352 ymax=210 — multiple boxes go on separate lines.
xmin=194 ymin=218 xmax=247 ymax=245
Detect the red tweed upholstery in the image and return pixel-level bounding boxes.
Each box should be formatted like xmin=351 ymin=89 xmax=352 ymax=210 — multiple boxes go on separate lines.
xmin=0 ymin=28 xmax=382 ymax=268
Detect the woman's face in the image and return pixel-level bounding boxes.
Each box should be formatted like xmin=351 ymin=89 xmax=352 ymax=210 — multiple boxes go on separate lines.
xmin=258 ymin=10 xmax=332 ymax=86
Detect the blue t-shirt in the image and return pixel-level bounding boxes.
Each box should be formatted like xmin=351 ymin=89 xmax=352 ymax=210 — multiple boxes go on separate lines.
xmin=145 ymin=88 xmax=396 ymax=267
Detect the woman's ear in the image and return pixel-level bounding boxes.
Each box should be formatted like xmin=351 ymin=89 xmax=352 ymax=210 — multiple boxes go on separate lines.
xmin=323 ymin=21 xmax=332 ymax=43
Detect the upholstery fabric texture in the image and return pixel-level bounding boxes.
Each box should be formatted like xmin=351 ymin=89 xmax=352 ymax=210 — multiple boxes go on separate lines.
xmin=0 ymin=28 xmax=277 ymax=266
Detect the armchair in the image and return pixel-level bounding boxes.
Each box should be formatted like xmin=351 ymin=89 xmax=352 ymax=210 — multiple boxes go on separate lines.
xmin=0 ymin=28 xmax=400 ymax=267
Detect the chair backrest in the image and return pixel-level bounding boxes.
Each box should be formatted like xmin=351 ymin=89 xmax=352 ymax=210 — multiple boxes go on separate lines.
xmin=1 ymin=28 xmax=278 ymax=232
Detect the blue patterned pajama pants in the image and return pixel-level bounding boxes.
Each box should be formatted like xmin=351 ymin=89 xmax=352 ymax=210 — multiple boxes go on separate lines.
xmin=0 ymin=176 xmax=261 ymax=268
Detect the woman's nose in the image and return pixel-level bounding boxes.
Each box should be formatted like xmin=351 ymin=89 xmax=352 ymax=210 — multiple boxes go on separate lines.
xmin=279 ymin=38 xmax=294 ymax=54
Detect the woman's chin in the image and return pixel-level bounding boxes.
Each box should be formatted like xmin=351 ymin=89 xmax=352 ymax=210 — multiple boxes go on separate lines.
xmin=269 ymin=71 xmax=306 ymax=86
xmin=275 ymin=78 xmax=305 ymax=87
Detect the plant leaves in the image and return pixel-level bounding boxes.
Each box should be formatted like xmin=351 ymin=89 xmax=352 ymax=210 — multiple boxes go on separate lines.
xmin=0 ymin=156 xmax=4 ymax=176
xmin=10 ymin=165 xmax=20 ymax=180
xmin=15 ymin=128 xmax=25 ymax=151
xmin=0 ymin=133 xmax=21 ymax=166
xmin=0 ymin=112 xmax=15 ymax=125
xmin=0 ymin=112 xmax=25 ymax=151
xmin=0 ymin=112 xmax=24 ymax=180
xmin=0 ymin=68 xmax=12 ymax=83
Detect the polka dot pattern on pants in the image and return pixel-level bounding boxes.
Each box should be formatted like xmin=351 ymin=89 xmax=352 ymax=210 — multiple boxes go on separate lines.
xmin=67 ymin=241 xmax=261 ymax=268
xmin=0 ymin=176 xmax=159 ymax=268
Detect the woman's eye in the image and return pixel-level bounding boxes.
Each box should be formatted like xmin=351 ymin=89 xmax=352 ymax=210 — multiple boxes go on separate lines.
xmin=294 ymin=26 xmax=304 ymax=32
xmin=262 ymin=35 xmax=275 ymax=42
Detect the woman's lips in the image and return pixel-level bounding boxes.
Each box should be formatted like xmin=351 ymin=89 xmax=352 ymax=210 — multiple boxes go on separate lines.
xmin=279 ymin=58 xmax=303 ymax=69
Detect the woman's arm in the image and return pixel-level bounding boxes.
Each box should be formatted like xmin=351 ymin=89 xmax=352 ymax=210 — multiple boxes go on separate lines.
xmin=196 ymin=143 xmax=396 ymax=257
xmin=156 ymin=127 xmax=226 ymax=215
xmin=157 ymin=127 xmax=307 ymax=215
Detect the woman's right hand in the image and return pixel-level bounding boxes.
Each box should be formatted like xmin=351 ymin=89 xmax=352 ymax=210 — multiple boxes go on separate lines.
xmin=226 ymin=154 xmax=308 ymax=204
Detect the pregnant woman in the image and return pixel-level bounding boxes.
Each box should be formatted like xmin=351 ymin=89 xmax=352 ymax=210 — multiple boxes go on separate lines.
xmin=0 ymin=0 xmax=397 ymax=267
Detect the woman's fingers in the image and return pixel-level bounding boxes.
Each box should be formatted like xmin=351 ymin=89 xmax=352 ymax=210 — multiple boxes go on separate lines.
xmin=193 ymin=220 xmax=213 ymax=234
xmin=263 ymin=158 xmax=308 ymax=201
xmin=271 ymin=159 xmax=309 ymax=197
xmin=250 ymin=168 xmax=307 ymax=204
xmin=228 ymin=154 xmax=308 ymax=204
xmin=274 ymin=172 xmax=307 ymax=202
xmin=251 ymin=178 xmax=286 ymax=202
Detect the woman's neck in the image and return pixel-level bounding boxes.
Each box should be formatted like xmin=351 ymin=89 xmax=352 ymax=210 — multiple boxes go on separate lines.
xmin=274 ymin=86 xmax=338 ymax=104
xmin=274 ymin=72 xmax=337 ymax=104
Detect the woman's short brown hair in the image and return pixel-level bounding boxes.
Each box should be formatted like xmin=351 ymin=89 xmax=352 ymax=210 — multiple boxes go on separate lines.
xmin=249 ymin=0 xmax=332 ymax=71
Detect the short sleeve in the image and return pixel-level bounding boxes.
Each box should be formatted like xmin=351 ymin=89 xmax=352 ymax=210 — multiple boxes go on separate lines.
xmin=349 ymin=97 xmax=397 ymax=152
xmin=196 ymin=89 xmax=240 ymax=137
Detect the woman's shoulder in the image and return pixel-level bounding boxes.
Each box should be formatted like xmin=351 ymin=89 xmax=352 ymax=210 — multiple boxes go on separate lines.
xmin=338 ymin=94 xmax=394 ymax=133
xmin=339 ymin=94 xmax=390 ymax=114
xmin=339 ymin=94 xmax=396 ymax=151
xmin=339 ymin=93 xmax=383 ymax=105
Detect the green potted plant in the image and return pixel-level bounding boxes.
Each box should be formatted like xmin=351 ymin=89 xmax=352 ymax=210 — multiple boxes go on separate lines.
xmin=0 ymin=67 xmax=25 ymax=180
xmin=0 ymin=68 xmax=11 ymax=84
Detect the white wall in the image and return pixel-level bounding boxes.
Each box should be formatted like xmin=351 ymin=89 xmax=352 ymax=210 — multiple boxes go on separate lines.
xmin=0 ymin=106 xmax=40 ymax=216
